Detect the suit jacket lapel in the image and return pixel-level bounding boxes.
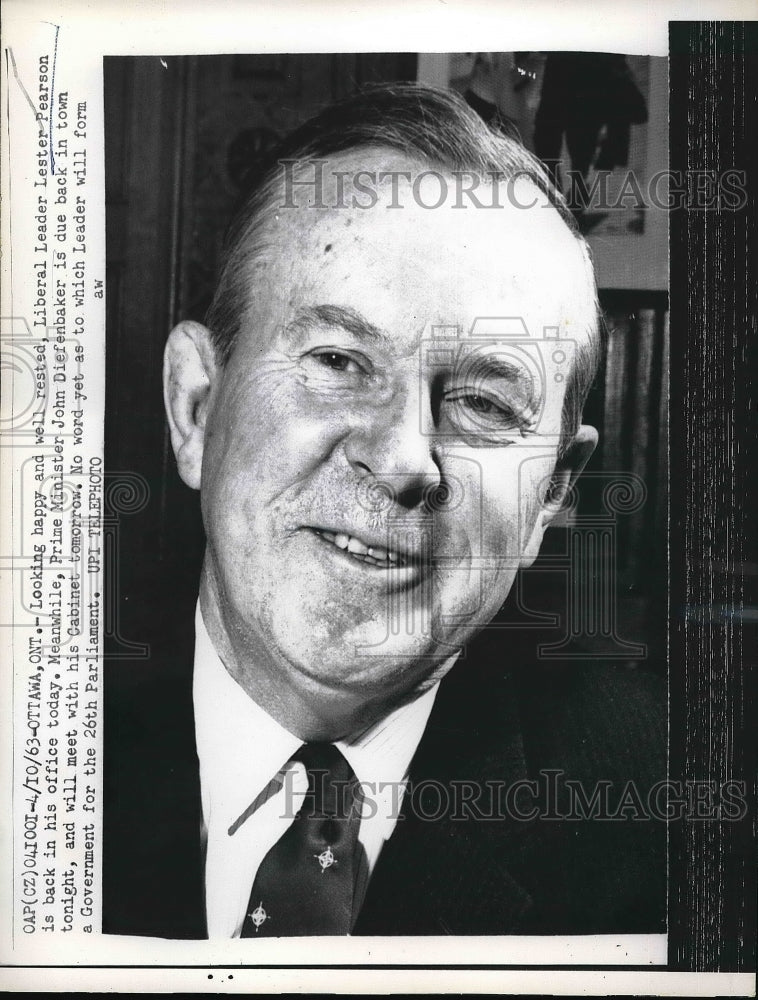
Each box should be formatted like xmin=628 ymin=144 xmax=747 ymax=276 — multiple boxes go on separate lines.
xmin=354 ymin=652 xmax=537 ymax=935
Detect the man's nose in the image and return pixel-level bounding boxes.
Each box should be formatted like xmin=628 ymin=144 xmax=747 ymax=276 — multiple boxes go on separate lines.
xmin=344 ymin=382 xmax=441 ymax=509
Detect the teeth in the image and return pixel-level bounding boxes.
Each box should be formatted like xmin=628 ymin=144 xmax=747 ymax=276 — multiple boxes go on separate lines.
xmin=315 ymin=529 xmax=404 ymax=566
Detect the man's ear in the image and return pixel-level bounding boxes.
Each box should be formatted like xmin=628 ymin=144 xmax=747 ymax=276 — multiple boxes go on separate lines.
xmin=520 ymin=424 xmax=598 ymax=568
xmin=163 ymin=321 xmax=220 ymax=491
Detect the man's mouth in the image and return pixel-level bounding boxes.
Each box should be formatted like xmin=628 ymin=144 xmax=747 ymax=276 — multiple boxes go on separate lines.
xmin=312 ymin=528 xmax=412 ymax=568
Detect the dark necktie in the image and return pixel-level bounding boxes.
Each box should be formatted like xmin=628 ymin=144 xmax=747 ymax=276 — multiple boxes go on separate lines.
xmin=241 ymin=742 xmax=365 ymax=936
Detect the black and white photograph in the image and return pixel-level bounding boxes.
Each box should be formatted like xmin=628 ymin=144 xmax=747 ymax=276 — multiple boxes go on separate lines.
xmin=102 ymin=50 xmax=670 ymax=943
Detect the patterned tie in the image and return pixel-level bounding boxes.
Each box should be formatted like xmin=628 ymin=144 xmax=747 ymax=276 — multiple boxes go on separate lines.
xmin=241 ymin=743 xmax=365 ymax=936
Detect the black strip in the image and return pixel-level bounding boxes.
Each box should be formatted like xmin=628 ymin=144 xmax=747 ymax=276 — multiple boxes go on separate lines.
xmin=668 ymin=20 xmax=758 ymax=973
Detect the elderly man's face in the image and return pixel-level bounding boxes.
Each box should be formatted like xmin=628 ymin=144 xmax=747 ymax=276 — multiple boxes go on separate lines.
xmin=166 ymin=153 xmax=596 ymax=737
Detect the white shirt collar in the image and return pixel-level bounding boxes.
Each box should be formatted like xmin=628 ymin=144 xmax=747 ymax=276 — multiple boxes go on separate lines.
xmin=193 ymin=602 xmax=449 ymax=838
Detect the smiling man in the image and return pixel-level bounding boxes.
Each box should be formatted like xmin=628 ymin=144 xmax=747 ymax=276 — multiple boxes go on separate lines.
xmin=105 ymin=83 xmax=665 ymax=939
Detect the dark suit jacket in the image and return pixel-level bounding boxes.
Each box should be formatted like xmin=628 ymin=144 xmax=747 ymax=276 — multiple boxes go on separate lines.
xmin=103 ymin=600 xmax=666 ymax=939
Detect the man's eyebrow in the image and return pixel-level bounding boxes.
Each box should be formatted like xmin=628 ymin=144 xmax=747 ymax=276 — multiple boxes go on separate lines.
xmin=286 ymin=304 xmax=389 ymax=345
xmin=459 ymin=351 xmax=536 ymax=390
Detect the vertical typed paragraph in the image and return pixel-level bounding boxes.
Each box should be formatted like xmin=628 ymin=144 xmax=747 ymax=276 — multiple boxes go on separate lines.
xmin=9 ymin=46 xmax=105 ymax=940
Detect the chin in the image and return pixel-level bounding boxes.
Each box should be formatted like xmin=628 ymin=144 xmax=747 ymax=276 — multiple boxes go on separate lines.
xmin=268 ymin=613 xmax=458 ymax=699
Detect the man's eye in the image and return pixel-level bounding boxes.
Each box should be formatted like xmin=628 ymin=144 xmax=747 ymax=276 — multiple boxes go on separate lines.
xmin=461 ymin=394 xmax=501 ymax=415
xmin=449 ymin=392 xmax=516 ymax=421
xmin=313 ymin=351 xmax=361 ymax=374
xmin=442 ymin=389 xmax=534 ymax=445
